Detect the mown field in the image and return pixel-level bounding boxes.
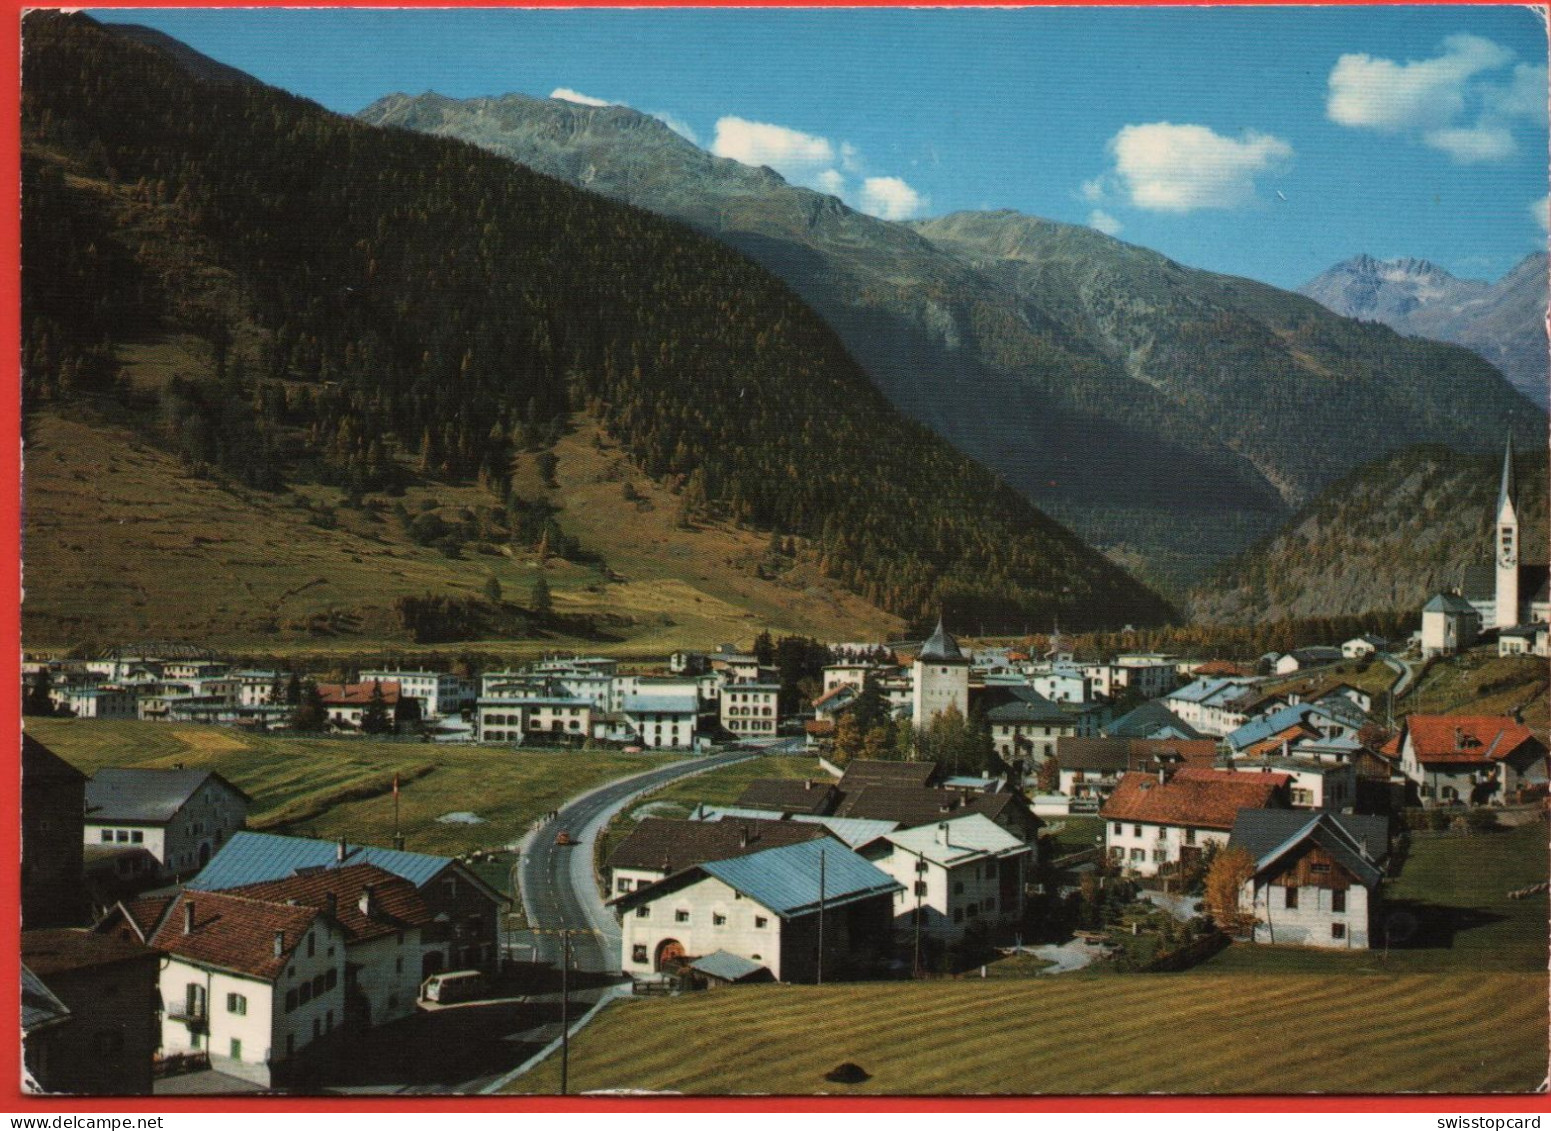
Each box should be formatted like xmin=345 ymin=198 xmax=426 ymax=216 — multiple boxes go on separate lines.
xmin=516 ymin=804 xmax=1549 ymax=1094
xmin=509 ymin=971 xmax=1545 ymax=1094
xmin=27 ymin=718 xmax=662 ymax=867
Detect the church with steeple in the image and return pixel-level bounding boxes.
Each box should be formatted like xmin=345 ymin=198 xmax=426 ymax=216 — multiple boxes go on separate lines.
xmin=1461 ymin=435 xmax=1549 ymax=630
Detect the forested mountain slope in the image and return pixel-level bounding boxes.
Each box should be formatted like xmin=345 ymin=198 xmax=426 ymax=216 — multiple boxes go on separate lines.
xmin=359 ymin=92 xmax=1542 ymax=591
xmin=1190 ymin=445 xmax=1549 ymax=625
xmin=21 ymin=12 xmax=1172 ymax=643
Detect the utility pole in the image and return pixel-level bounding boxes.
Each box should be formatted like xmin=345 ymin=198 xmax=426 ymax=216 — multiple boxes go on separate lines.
xmin=913 ymin=847 xmax=924 ymax=979
xmin=559 ymin=928 xmax=571 ymax=1096
xmin=816 ymin=849 xmax=826 ymax=986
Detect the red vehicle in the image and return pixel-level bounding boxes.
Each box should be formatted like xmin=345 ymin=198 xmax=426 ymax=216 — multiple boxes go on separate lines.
xmin=554 ymin=831 xmax=575 ymax=847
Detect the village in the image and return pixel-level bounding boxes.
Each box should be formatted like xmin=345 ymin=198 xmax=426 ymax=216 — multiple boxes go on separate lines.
xmin=19 ymin=438 xmax=1551 ymax=1094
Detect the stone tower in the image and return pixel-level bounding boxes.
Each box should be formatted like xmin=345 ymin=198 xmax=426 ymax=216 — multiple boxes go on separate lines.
xmin=912 ymin=617 xmax=970 ymax=729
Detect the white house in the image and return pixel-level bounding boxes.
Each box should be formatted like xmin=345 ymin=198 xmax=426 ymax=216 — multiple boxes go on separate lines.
xmin=50 ymin=687 xmax=138 ymax=720
xmin=1232 ymin=757 xmax=1356 ymax=812
xmin=859 ymin=814 xmax=1030 ymax=944
xmin=1340 ymin=636 xmax=1388 ymax=660
xmin=1163 ymin=677 xmax=1258 ymax=737
xmin=223 ymin=863 xmax=433 ymax=1029
xmin=1396 ymin=714 xmax=1549 ymax=806
xmin=719 ymin=684 xmax=778 ymax=740
xmin=359 ymin=670 xmax=467 ymax=720
xmin=102 ymin=890 xmax=347 ymax=1088
xmin=1228 ymin=810 xmax=1386 ymax=950
xmin=1102 ymin=768 xmax=1290 ymax=878
xmin=84 ymin=768 xmax=251 ymax=878
xmin=613 ymin=839 xmax=901 ymax=983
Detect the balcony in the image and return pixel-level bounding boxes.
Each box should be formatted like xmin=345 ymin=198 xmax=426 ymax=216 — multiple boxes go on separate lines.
xmin=165 ymin=1002 xmax=207 ymax=1030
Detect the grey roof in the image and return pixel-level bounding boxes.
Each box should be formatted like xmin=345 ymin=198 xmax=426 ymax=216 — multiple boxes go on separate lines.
xmin=918 ymin=618 xmax=966 ymax=663
xmin=1104 ymin=701 xmax=1204 ymax=740
xmin=187 ymin=831 xmax=506 ymax=905
xmin=688 ymin=950 xmax=769 ymax=982
xmin=85 ymin=768 xmax=249 ymax=824
xmin=1423 ymin=591 xmax=1479 ymax=614
xmin=623 ymin=693 xmax=699 ymax=715
xmin=1499 ymin=432 xmax=1517 ymax=516
xmin=690 ymin=806 xmax=900 ymax=848
xmin=21 ymin=965 xmax=71 ymax=1034
xmin=1229 ymin=809 xmax=1390 ymax=879
xmin=984 ymin=686 xmax=1068 ymax=724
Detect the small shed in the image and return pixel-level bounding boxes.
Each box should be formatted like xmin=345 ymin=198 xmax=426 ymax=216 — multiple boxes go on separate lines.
xmin=687 ymin=950 xmax=773 ymax=988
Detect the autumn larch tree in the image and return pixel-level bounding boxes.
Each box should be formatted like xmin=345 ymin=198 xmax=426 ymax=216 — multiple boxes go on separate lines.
xmin=1203 ymin=845 xmax=1258 ymax=938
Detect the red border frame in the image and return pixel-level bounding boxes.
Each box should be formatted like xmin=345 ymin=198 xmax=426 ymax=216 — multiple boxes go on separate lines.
xmin=4 ymin=0 xmax=1548 ymax=1113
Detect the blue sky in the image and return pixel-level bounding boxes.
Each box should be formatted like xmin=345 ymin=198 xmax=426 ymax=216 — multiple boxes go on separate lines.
xmin=90 ymin=7 xmax=1549 ymax=289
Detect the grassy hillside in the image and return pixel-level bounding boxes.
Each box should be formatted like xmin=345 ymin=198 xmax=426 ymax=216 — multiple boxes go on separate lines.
xmin=22 ymin=11 xmax=1172 ymax=646
xmin=26 ymin=717 xmax=660 ymax=860
xmin=23 ymin=410 xmax=900 ymax=653
xmin=1191 ymin=444 xmax=1550 ymax=625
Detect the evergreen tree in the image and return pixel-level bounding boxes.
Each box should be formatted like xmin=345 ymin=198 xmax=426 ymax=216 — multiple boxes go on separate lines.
xmin=24 ymin=668 xmax=54 ymax=717
xmin=483 ymin=575 xmax=503 ymax=603
xmin=530 ymin=575 xmax=552 ymax=618
xmin=752 ymin=631 xmax=775 ymax=666
xmin=285 ymin=671 xmax=302 ymax=707
xmin=360 ymin=680 xmax=392 ymax=735
xmin=291 ymin=680 xmax=326 ymax=732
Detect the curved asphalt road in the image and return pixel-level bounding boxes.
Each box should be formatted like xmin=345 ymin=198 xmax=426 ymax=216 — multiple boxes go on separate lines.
xmin=519 ymin=744 xmax=774 ymax=975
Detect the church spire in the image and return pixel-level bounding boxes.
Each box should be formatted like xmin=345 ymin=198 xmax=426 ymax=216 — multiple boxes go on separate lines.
xmin=1497 ymin=431 xmax=1518 ymax=519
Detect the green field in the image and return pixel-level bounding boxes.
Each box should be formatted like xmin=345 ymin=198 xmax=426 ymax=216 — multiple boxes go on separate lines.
xmin=27 ymin=718 xmax=662 ymax=868
xmin=509 ymin=971 xmax=1545 ymax=1094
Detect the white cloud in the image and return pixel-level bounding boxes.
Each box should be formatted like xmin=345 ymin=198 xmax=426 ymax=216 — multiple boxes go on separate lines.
xmin=1327 ymin=35 xmax=1541 ymax=164
xmin=858 ymin=176 xmax=926 ymax=221
xmin=1080 ymin=177 xmax=1107 ymax=203
xmin=1424 ymin=124 xmax=1516 ymax=163
xmin=550 ymin=87 xmax=615 ymax=108
xmin=815 ymin=168 xmax=846 ymax=196
xmin=1327 ymin=34 xmax=1511 ymax=131
xmin=1108 ymin=122 xmax=1292 ymax=212
xmin=1088 ymin=209 xmax=1123 ymax=236
xmin=711 ymin=116 xmax=836 ymax=179
xmin=649 ymin=111 xmax=699 ymax=146
xmin=710 ymin=115 xmax=923 ymax=220
xmin=1532 ymin=196 xmax=1549 ymax=234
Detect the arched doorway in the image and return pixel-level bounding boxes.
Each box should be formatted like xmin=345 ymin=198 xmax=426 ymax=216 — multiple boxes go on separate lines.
xmin=422 ymin=950 xmax=445 ymax=979
xmin=654 ymin=938 xmax=685 ymax=972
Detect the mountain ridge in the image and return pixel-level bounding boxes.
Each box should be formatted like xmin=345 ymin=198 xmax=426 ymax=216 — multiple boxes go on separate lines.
xmin=22 ymin=11 xmax=1172 ymax=642
xmin=1300 ymin=252 xmax=1548 ymax=408
xmin=359 ymin=90 xmax=1544 ymax=592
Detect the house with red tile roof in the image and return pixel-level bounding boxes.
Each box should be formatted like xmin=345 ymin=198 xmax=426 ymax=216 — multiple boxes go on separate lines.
xmin=1101 ymin=767 xmax=1291 ymax=877
xmin=98 ymin=889 xmax=348 ymax=1088
xmin=224 ymin=863 xmax=435 ymax=1029
xmin=316 ymin=680 xmax=417 ymax=731
xmin=1396 ymin=715 xmax=1548 ymax=806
